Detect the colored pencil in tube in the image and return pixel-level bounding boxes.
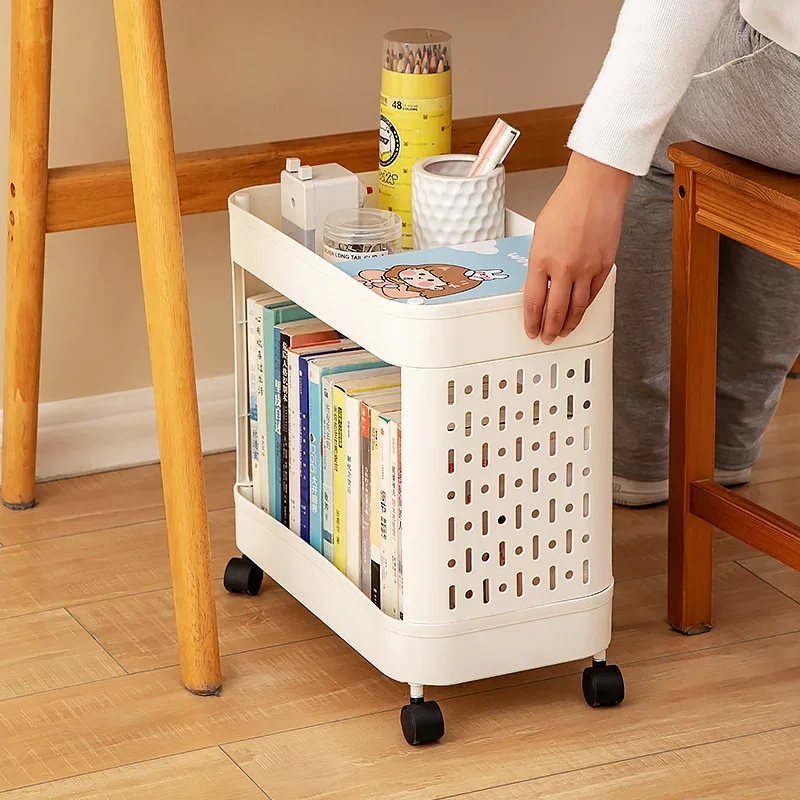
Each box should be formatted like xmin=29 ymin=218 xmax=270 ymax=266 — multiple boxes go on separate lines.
xmin=466 ymin=118 xmax=521 ymax=177
xmin=383 ymin=42 xmax=451 ymax=73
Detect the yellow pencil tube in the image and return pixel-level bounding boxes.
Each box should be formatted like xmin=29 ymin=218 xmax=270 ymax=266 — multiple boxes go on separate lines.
xmin=378 ymin=29 xmax=452 ymax=248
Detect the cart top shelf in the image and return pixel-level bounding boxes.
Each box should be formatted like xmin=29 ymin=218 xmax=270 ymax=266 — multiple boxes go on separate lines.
xmin=228 ymin=177 xmax=615 ymax=369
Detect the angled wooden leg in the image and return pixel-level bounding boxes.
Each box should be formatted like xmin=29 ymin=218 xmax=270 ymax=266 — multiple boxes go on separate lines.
xmin=1 ymin=0 xmax=53 ymax=510
xmin=113 ymin=0 xmax=222 ymax=694
xmin=668 ymin=164 xmax=720 ymax=635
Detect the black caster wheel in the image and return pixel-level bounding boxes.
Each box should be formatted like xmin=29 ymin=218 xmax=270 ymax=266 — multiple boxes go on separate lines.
xmin=400 ymin=700 xmax=445 ymax=746
xmin=223 ymin=556 xmax=263 ymax=596
xmin=582 ymin=661 xmax=625 ymax=708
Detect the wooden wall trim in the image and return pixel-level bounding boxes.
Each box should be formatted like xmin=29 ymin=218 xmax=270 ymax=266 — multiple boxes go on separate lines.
xmin=45 ymin=105 xmax=579 ymax=233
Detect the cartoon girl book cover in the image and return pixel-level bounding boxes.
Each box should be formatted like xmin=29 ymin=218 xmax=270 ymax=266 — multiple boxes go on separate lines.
xmin=328 ymin=235 xmax=533 ymax=305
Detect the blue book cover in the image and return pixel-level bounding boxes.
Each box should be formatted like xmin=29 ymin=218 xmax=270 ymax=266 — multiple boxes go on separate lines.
xmin=307 ymin=351 xmax=388 ymax=555
xmin=268 ymin=305 xmax=313 ymax=520
xmin=329 ymin=235 xmax=532 ymax=305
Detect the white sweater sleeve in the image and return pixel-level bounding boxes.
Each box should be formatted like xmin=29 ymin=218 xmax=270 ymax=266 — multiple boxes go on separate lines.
xmin=567 ymin=0 xmax=731 ymax=176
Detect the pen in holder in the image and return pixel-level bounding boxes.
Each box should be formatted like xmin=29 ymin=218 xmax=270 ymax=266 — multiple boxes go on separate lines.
xmin=411 ymin=154 xmax=505 ymax=250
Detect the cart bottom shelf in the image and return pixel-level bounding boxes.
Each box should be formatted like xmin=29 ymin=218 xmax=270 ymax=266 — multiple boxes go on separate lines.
xmin=234 ymin=487 xmax=614 ymax=688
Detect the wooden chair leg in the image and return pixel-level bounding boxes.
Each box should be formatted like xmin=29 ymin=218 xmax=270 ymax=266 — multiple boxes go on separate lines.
xmin=1 ymin=0 xmax=53 ymax=510
xmin=113 ymin=0 xmax=222 ymax=694
xmin=668 ymin=164 xmax=720 ymax=634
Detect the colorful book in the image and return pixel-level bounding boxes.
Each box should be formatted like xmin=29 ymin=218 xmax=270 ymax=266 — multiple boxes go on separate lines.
xmin=275 ymin=318 xmax=341 ymax=526
xmin=397 ymin=421 xmax=403 ymax=619
xmin=359 ymin=400 xmax=372 ymax=596
xmin=265 ymin=303 xmax=311 ymax=518
xmin=308 ymin=351 xmax=388 ymax=557
xmin=246 ymin=291 xmax=283 ymax=509
xmin=377 ymin=413 xmax=394 ymax=615
xmin=327 ymin=368 xmax=401 ymax=575
xmin=332 ymin=388 xmax=346 ymax=573
xmin=344 ymin=392 xmax=362 ymax=585
xmin=384 ymin=410 xmax=403 ymax=619
xmin=369 ymin=406 xmax=382 ymax=607
xmin=329 ymin=234 xmax=533 ymax=305
xmin=397 ymin=419 xmax=403 ymax=618
xmin=287 ymin=347 xmax=302 ymax=534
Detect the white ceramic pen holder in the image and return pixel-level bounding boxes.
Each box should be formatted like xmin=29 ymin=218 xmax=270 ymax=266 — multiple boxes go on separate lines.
xmin=411 ymin=153 xmax=505 ymax=250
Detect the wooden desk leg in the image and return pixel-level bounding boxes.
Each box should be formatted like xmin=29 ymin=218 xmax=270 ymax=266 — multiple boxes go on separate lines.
xmin=113 ymin=0 xmax=222 ymax=694
xmin=1 ymin=0 xmax=53 ymax=510
xmin=668 ymin=165 xmax=720 ymax=635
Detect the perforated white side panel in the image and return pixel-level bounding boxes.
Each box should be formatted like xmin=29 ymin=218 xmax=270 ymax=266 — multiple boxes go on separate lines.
xmin=400 ymin=337 xmax=613 ymax=625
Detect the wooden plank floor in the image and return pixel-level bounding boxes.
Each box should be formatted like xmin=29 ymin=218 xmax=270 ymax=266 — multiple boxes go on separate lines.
xmin=2 ymin=383 xmax=800 ymax=798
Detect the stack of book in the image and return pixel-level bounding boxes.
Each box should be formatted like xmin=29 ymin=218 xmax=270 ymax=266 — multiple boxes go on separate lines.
xmin=246 ymin=290 xmax=402 ymax=618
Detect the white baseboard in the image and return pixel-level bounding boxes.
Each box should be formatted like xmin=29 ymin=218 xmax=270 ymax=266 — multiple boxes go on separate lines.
xmin=0 ymin=374 xmax=236 ymax=483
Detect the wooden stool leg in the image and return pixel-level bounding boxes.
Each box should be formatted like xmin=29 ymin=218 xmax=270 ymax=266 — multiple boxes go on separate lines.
xmin=1 ymin=0 xmax=54 ymax=510
xmin=113 ymin=0 xmax=222 ymax=694
xmin=668 ymin=165 xmax=720 ymax=634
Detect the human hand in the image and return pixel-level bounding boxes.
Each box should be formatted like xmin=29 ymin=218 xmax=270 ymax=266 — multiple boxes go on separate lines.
xmin=523 ymin=152 xmax=633 ymax=344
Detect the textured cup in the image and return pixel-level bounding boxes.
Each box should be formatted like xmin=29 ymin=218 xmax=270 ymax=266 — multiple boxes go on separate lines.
xmin=411 ymin=154 xmax=505 ymax=250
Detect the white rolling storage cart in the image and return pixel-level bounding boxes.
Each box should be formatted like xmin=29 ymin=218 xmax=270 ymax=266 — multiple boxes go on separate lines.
xmin=226 ymin=178 xmax=625 ymax=747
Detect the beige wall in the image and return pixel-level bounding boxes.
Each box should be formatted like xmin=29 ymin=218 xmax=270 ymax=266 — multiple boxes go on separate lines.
xmin=0 ymin=0 xmax=621 ymax=406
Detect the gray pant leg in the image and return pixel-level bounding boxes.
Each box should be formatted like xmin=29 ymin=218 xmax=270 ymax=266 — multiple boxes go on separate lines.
xmin=613 ymin=167 xmax=674 ymax=482
xmin=715 ymin=243 xmax=800 ymax=470
xmin=612 ymin=3 xmax=800 ymax=481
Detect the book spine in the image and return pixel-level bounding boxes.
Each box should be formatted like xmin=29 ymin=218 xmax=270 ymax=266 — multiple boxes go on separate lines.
xmin=332 ymin=386 xmax=347 ymax=573
xmin=344 ymin=393 xmax=361 ymax=586
xmin=369 ymin=408 xmax=382 ymax=609
xmin=378 ymin=419 xmax=397 ymax=617
xmin=287 ymin=349 xmax=301 ymax=535
xmin=397 ymin=424 xmax=403 ymax=619
xmin=378 ymin=416 xmax=394 ymax=616
xmin=359 ymin=401 xmax=372 ymax=596
xmin=321 ymin=377 xmax=335 ymax=561
xmin=307 ymin=367 xmax=323 ymax=553
xmin=268 ymin=305 xmax=309 ymax=516
xmin=279 ymin=331 xmax=291 ymax=526
xmin=256 ymin=305 xmax=273 ymax=513
xmin=246 ymin=298 xmax=262 ymax=508
xmin=272 ymin=326 xmax=284 ymax=522
xmin=390 ymin=420 xmax=401 ymax=619
xmin=299 ymin=357 xmax=312 ymax=545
